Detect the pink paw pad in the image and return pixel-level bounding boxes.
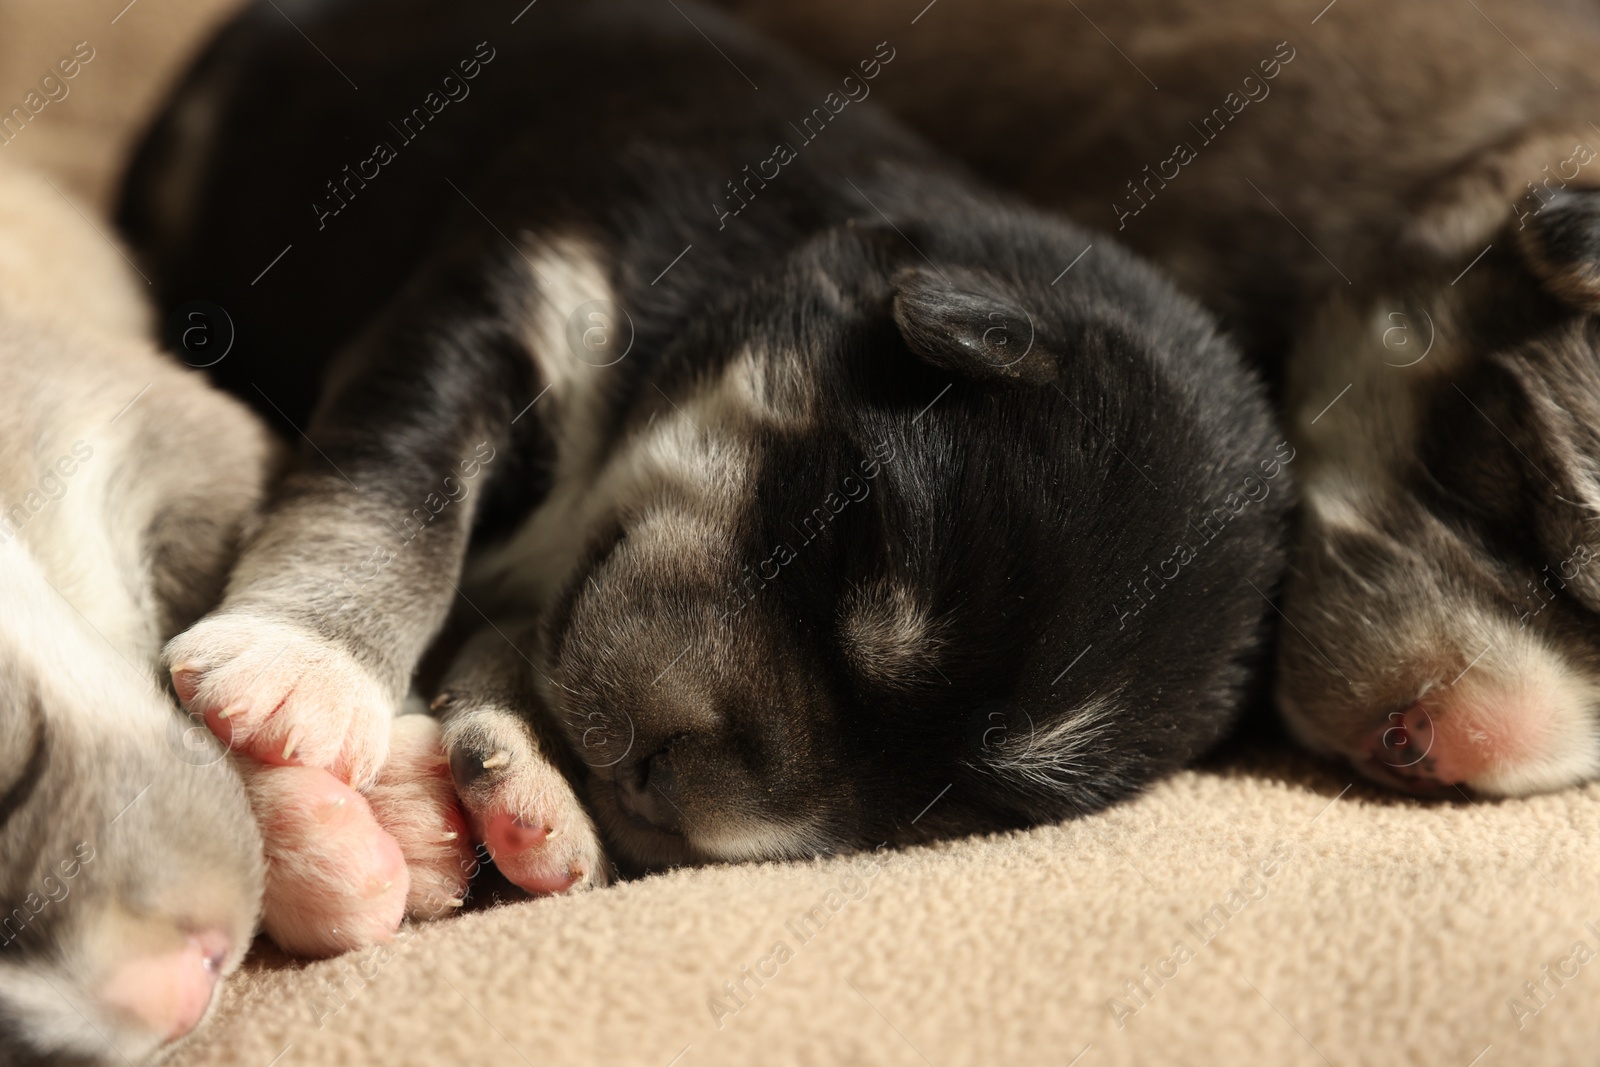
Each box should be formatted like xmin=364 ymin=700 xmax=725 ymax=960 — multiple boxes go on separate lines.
xmin=485 ymin=811 xmax=549 ymax=853
xmin=475 ymin=807 xmax=587 ymax=895
xmin=243 ymin=763 xmax=409 ymax=957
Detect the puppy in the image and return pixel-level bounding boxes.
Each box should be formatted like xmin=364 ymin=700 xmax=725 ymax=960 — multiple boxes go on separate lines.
xmin=0 ymin=160 xmax=269 ymax=1065
xmin=0 ymin=157 xmax=471 ymax=1063
xmin=117 ymin=0 xmax=1286 ymax=922
xmin=719 ymin=0 xmax=1600 ymax=795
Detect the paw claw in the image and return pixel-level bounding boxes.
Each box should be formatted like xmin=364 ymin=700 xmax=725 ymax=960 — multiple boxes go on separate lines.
xmin=172 ymin=666 xmax=203 ymax=705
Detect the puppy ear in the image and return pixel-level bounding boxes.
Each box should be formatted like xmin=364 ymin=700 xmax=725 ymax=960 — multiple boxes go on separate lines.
xmin=891 ymin=265 xmax=1053 ymax=383
xmin=1402 ymin=127 xmax=1600 ymax=258
xmin=1515 ymin=188 xmax=1600 ymax=309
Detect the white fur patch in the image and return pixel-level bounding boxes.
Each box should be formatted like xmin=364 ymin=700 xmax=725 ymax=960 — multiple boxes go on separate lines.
xmin=467 ymin=330 xmax=787 ymax=613
xmin=979 ymin=694 xmax=1121 ymax=793
xmin=1301 ymin=474 xmax=1379 ymax=535
xmin=521 ymin=234 xmax=618 ymax=430
xmin=688 ymin=810 xmax=834 ymax=863
xmin=840 ymin=583 xmax=942 ymax=687
xmin=714 ymin=344 xmax=815 ymax=430
xmin=0 ymin=536 xmax=162 ymax=744
xmin=1447 ymin=628 xmax=1600 ymax=796
xmin=466 ymin=395 xmax=754 ymax=611
xmin=627 ymin=506 xmax=729 ymax=567
xmin=635 ymin=402 xmax=756 ymax=502
xmin=472 ymin=266 xmax=826 ymax=614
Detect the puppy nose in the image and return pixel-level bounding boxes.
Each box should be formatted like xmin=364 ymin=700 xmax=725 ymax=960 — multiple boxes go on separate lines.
xmin=614 ymin=749 xmax=682 ymax=834
xmin=1363 ymin=693 xmax=1518 ymax=790
xmin=1366 ymin=702 xmax=1438 ymax=775
xmin=99 ymin=930 xmax=230 ymax=1042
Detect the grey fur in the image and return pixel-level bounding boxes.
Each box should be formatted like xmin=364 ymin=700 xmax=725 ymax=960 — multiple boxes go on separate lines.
xmin=0 ymin=162 xmax=275 ymax=1065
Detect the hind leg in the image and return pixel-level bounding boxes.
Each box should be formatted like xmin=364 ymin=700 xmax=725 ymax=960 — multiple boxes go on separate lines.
xmin=241 ymin=714 xmax=474 ymax=957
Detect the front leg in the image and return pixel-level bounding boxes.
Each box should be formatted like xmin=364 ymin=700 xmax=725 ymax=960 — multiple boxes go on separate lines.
xmin=168 ymin=255 xmax=539 ymax=789
xmin=435 ymin=622 xmax=609 ymax=895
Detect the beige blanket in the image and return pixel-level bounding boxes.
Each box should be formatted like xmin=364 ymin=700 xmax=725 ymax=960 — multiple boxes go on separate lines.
xmin=4 ymin=2 xmax=1596 ymax=1063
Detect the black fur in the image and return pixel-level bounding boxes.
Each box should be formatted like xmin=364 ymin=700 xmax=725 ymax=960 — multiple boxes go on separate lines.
xmin=119 ymin=0 xmax=1289 ymax=867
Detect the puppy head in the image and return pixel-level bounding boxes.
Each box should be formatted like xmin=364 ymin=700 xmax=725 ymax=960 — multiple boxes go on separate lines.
xmin=0 ymin=651 xmax=262 ymax=1066
xmin=1277 ymin=191 xmax=1600 ymax=795
xmin=533 ymin=216 xmax=1287 ymax=869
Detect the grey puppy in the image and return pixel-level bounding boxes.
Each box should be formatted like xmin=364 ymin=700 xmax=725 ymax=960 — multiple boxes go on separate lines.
xmin=723 ymin=0 xmax=1600 ymax=796
xmin=0 ymin=161 xmax=272 ymax=1065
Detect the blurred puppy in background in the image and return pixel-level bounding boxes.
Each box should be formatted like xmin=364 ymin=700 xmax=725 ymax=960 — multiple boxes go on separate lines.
xmin=724 ymin=0 xmax=1600 ymax=797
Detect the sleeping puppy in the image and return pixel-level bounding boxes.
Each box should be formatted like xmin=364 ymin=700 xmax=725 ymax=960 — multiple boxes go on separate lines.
xmin=0 ymin=161 xmax=269 ymax=1065
xmin=117 ymin=0 xmax=1286 ymax=918
xmin=719 ymin=0 xmax=1600 ymax=796
xmin=0 ymin=156 xmax=470 ymax=1059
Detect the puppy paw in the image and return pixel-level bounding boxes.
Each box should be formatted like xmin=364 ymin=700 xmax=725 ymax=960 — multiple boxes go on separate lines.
xmin=441 ymin=703 xmax=607 ymax=895
xmin=243 ymin=763 xmax=409 ymax=957
xmin=365 ymin=714 xmax=475 ymax=920
xmin=168 ymin=612 xmax=394 ymax=788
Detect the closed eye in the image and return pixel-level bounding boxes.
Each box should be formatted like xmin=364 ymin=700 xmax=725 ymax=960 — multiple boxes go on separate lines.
xmin=0 ymin=692 xmax=49 ymax=836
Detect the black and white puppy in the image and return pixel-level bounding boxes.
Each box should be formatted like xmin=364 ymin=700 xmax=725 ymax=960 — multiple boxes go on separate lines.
xmin=118 ymin=0 xmax=1287 ymax=922
xmin=0 ymin=161 xmax=270 ymax=1066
